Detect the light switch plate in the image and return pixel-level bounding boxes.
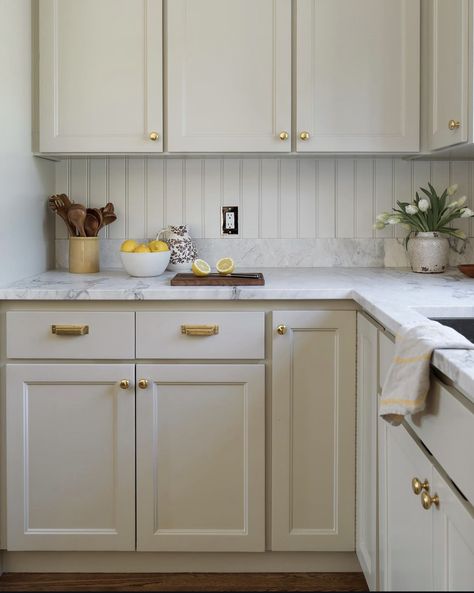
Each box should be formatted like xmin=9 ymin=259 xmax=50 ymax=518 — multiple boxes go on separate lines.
xmin=221 ymin=206 xmax=239 ymax=235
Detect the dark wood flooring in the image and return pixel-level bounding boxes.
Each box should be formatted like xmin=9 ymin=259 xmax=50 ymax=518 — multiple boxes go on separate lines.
xmin=0 ymin=572 xmax=368 ymax=592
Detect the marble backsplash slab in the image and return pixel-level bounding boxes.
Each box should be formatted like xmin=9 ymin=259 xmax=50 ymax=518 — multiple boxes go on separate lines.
xmin=55 ymin=237 xmax=474 ymax=270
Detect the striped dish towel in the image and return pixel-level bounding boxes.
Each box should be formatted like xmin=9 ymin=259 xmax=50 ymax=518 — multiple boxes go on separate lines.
xmin=380 ymin=320 xmax=474 ymax=426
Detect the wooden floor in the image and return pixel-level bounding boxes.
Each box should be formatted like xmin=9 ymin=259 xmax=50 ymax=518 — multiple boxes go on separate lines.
xmin=0 ymin=572 xmax=368 ymax=592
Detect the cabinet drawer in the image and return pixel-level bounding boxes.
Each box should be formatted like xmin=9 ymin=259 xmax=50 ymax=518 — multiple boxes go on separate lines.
xmin=136 ymin=312 xmax=264 ymax=359
xmin=406 ymin=379 xmax=474 ymax=504
xmin=6 ymin=312 xmax=135 ymax=359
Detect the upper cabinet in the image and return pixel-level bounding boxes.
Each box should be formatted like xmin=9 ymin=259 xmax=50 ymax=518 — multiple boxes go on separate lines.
xmin=166 ymin=0 xmax=291 ymax=152
xmin=296 ymin=0 xmax=420 ymax=153
xmin=39 ymin=0 xmax=163 ymax=153
xmin=424 ymin=0 xmax=469 ymax=152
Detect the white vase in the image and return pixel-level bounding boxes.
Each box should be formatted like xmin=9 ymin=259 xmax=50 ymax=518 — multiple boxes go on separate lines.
xmin=407 ymin=231 xmax=449 ymax=273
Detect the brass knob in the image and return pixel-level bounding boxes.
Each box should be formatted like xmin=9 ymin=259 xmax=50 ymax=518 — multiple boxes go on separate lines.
xmin=412 ymin=477 xmax=430 ymax=495
xmin=279 ymin=131 xmax=289 ymax=141
xmin=277 ymin=324 xmax=287 ymax=335
xmin=448 ymin=120 xmax=461 ymax=130
xmin=299 ymin=131 xmax=310 ymax=141
xmin=138 ymin=379 xmax=149 ymax=389
xmin=149 ymin=131 xmax=159 ymax=141
xmin=119 ymin=379 xmax=130 ymax=390
xmin=421 ymin=490 xmax=439 ymax=510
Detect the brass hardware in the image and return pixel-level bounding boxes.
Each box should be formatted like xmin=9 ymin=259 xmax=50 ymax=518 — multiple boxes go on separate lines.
xmin=421 ymin=490 xmax=440 ymax=510
xmin=149 ymin=131 xmax=159 ymax=141
xmin=412 ymin=477 xmax=430 ymax=495
xmin=277 ymin=324 xmax=287 ymax=335
xmin=299 ymin=131 xmax=310 ymax=141
xmin=448 ymin=120 xmax=461 ymax=130
xmin=138 ymin=379 xmax=149 ymax=389
xmin=52 ymin=324 xmax=89 ymax=336
xmin=119 ymin=379 xmax=130 ymax=390
xmin=279 ymin=131 xmax=289 ymax=141
xmin=181 ymin=324 xmax=219 ymax=337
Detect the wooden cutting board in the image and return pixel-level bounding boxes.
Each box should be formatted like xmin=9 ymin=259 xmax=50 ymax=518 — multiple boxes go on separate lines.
xmin=170 ymin=273 xmax=265 ymax=286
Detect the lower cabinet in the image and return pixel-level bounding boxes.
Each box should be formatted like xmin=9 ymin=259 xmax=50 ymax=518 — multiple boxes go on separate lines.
xmin=271 ymin=311 xmax=356 ymax=550
xmin=6 ymin=364 xmax=136 ymax=551
xmin=136 ymin=364 xmax=265 ymax=552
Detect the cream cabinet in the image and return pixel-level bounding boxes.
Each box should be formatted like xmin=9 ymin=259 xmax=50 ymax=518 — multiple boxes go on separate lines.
xmin=136 ymin=364 xmax=265 ymax=552
xmin=6 ymin=364 xmax=136 ymax=551
xmin=296 ymin=0 xmax=420 ymax=152
xmin=166 ymin=0 xmax=291 ymax=152
xmin=424 ymin=0 xmax=469 ymax=151
xmin=356 ymin=314 xmax=379 ymax=591
xmin=271 ymin=311 xmax=356 ymax=551
xmin=39 ymin=0 xmax=163 ymax=153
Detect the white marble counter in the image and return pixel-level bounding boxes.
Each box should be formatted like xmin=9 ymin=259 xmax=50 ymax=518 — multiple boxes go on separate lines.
xmin=1 ymin=267 xmax=474 ymax=401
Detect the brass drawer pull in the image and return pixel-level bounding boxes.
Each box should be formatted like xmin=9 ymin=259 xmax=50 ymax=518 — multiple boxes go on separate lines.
xmin=52 ymin=324 xmax=89 ymax=336
xmin=412 ymin=477 xmax=429 ymax=495
xmin=181 ymin=324 xmax=219 ymax=337
xmin=421 ymin=491 xmax=440 ymax=510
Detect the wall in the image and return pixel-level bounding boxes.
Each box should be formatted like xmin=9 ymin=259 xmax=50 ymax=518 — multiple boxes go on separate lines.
xmin=55 ymin=157 xmax=474 ymax=268
xmin=0 ymin=0 xmax=54 ymax=285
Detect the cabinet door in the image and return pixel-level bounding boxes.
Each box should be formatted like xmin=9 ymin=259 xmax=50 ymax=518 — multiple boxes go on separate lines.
xmin=136 ymin=364 xmax=265 ymax=551
xmin=427 ymin=0 xmax=469 ymax=150
xmin=296 ymin=0 xmax=420 ymax=152
xmin=356 ymin=314 xmax=379 ymax=590
xmin=271 ymin=311 xmax=356 ymax=550
xmin=432 ymin=467 xmax=474 ymax=591
xmin=6 ymin=364 xmax=135 ymax=551
xmin=39 ymin=0 xmax=163 ymax=152
xmin=167 ymin=0 xmax=291 ymax=152
xmin=379 ymin=424 xmax=433 ymax=591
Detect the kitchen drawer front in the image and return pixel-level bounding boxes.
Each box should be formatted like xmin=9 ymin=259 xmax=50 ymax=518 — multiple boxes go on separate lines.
xmin=6 ymin=312 xmax=135 ymax=359
xmin=406 ymin=378 xmax=474 ymax=504
xmin=136 ymin=312 xmax=265 ymax=359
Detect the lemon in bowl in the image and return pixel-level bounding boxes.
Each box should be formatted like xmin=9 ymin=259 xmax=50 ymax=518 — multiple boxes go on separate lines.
xmin=120 ymin=240 xmax=170 ymax=277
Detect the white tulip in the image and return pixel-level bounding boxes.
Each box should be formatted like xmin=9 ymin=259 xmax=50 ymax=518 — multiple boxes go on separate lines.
xmin=373 ymin=222 xmax=386 ymax=230
xmin=376 ymin=212 xmax=391 ymax=223
xmin=405 ymin=204 xmax=418 ymax=214
xmin=418 ymin=198 xmax=430 ymax=212
xmin=457 ymin=196 xmax=467 ymax=207
xmin=447 ymin=184 xmax=458 ymax=196
xmin=461 ymin=208 xmax=474 ymax=218
xmin=386 ymin=216 xmax=401 ymax=224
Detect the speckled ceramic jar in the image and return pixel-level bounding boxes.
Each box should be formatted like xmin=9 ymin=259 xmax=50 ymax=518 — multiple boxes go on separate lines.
xmin=407 ymin=231 xmax=449 ymax=273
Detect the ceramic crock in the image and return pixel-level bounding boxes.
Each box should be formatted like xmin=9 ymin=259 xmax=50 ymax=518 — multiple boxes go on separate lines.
xmin=407 ymin=231 xmax=449 ymax=273
xmin=69 ymin=237 xmax=100 ymax=274
xmin=157 ymin=225 xmax=198 ymax=271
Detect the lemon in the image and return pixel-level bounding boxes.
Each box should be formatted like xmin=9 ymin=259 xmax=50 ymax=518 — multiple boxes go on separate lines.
xmin=120 ymin=239 xmax=139 ymax=252
xmin=133 ymin=244 xmax=151 ymax=253
xmin=216 ymin=257 xmax=235 ymax=275
xmin=148 ymin=239 xmax=169 ymax=252
xmin=192 ymin=259 xmax=211 ymax=277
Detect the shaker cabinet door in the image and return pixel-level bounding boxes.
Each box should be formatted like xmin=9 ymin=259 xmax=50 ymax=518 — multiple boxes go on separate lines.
xmin=167 ymin=0 xmax=292 ymax=152
xmin=296 ymin=0 xmax=420 ymax=152
xmin=271 ymin=311 xmax=356 ymax=551
xmin=6 ymin=364 xmax=136 ymax=551
xmin=136 ymin=364 xmax=265 ymax=551
xmin=39 ymin=0 xmax=163 ymax=152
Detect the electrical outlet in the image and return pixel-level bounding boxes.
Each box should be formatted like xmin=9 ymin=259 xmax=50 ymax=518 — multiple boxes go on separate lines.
xmin=221 ymin=206 xmax=239 ymax=235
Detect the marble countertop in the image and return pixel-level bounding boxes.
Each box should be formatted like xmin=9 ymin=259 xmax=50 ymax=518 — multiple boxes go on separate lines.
xmin=1 ymin=267 xmax=474 ymax=401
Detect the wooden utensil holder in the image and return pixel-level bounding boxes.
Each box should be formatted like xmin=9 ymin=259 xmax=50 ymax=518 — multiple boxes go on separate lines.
xmin=69 ymin=237 xmax=100 ymax=273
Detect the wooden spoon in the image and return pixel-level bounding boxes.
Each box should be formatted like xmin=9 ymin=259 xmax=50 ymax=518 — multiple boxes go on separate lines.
xmin=67 ymin=204 xmax=87 ymax=237
xmin=48 ymin=195 xmax=75 ymax=235
xmin=84 ymin=208 xmax=101 ymax=237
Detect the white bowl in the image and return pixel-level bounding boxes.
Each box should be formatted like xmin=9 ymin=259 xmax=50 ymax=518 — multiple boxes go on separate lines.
xmin=120 ymin=250 xmax=171 ymax=277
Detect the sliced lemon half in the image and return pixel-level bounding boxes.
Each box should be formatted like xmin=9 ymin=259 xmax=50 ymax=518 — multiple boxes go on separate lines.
xmin=192 ymin=259 xmax=211 ymax=277
xmin=216 ymin=257 xmax=235 ymax=275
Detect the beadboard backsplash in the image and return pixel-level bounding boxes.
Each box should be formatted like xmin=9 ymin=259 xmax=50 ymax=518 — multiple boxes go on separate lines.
xmin=54 ymin=157 xmax=474 ymax=268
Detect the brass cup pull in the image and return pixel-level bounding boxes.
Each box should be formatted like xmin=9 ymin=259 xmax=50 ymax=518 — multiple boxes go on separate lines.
xmin=279 ymin=131 xmax=289 ymax=141
xmin=119 ymin=380 xmax=130 ymax=390
xmin=181 ymin=324 xmax=219 ymax=337
xmin=299 ymin=131 xmax=310 ymax=141
xmin=277 ymin=324 xmax=287 ymax=335
xmin=448 ymin=120 xmax=461 ymax=130
xmin=412 ymin=477 xmax=430 ymax=495
xmin=149 ymin=131 xmax=159 ymax=141
xmin=421 ymin=491 xmax=440 ymax=510
xmin=52 ymin=324 xmax=89 ymax=336
xmin=138 ymin=379 xmax=149 ymax=389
